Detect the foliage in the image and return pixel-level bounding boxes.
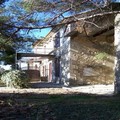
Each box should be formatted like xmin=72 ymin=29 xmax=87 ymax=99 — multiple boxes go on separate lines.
xmin=0 ymin=0 xmax=112 ymax=32
xmin=0 ymin=0 xmax=6 ymax=5
xmin=1 ymin=70 xmax=29 ymax=88
xmin=0 ymin=46 xmax=15 ymax=65
xmin=23 ymin=0 xmax=100 ymax=12
xmin=0 ymin=0 xmax=113 ymax=53
xmin=0 ymin=16 xmax=10 ymax=23
xmin=0 ymin=67 xmax=5 ymax=86
xmin=0 ymin=67 xmax=5 ymax=75
xmin=95 ymin=52 xmax=108 ymax=60
xmin=0 ymin=69 xmax=8 ymax=86
xmin=0 ymin=0 xmax=36 ymax=54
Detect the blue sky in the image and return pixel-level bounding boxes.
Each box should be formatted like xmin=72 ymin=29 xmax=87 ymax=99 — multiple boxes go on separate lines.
xmin=28 ymin=28 xmax=51 ymax=39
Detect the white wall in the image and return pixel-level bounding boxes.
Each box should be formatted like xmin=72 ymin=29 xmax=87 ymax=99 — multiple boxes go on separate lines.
xmin=33 ymin=38 xmax=54 ymax=55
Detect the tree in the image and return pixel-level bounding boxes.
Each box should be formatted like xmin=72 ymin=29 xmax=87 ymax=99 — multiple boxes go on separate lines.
xmin=1 ymin=0 xmax=117 ymax=41
xmin=0 ymin=46 xmax=15 ymax=65
xmin=0 ymin=0 xmax=38 ymax=52
xmin=0 ymin=0 xmax=36 ymax=66
xmin=0 ymin=0 xmax=6 ymax=5
xmin=0 ymin=0 xmax=114 ymax=31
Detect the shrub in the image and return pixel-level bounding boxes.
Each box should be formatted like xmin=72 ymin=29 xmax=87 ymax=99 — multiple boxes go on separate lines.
xmin=1 ymin=70 xmax=29 ymax=88
xmin=0 ymin=67 xmax=5 ymax=76
xmin=95 ymin=52 xmax=108 ymax=60
xmin=0 ymin=70 xmax=8 ymax=87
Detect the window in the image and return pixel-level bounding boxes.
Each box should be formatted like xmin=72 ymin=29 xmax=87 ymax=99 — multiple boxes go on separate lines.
xmin=54 ymin=32 xmax=60 ymax=48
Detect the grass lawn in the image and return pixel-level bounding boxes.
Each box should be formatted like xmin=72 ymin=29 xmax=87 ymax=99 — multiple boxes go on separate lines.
xmin=0 ymin=93 xmax=120 ymax=120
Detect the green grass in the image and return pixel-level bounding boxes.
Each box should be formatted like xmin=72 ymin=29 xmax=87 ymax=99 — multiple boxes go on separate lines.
xmin=0 ymin=94 xmax=120 ymax=120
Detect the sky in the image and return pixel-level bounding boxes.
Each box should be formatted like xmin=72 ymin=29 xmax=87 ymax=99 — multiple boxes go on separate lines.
xmin=29 ymin=28 xmax=51 ymax=39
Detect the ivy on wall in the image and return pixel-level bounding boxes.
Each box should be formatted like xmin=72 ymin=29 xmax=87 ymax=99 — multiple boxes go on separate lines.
xmin=94 ymin=52 xmax=109 ymax=60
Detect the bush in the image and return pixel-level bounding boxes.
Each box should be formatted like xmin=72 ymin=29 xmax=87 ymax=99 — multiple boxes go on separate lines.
xmin=0 ymin=67 xmax=5 ymax=76
xmin=1 ymin=70 xmax=29 ymax=88
xmin=0 ymin=69 xmax=6 ymax=87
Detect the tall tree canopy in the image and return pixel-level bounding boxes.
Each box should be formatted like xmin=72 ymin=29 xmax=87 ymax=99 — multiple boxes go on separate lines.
xmin=0 ymin=0 xmax=118 ymax=52
xmin=0 ymin=0 xmax=115 ymax=32
xmin=0 ymin=0 xmax=36 ymax=64
xmin=0 ymin=0 xmax=38 ymax=53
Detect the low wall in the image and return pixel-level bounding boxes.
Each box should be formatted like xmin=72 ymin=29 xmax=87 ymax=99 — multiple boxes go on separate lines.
xmin=25 ymin=70 xmax=40 ymax=82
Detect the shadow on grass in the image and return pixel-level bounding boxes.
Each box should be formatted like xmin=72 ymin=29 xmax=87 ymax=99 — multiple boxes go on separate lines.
xmin=0 ymin=92 xmax=120 ymax=120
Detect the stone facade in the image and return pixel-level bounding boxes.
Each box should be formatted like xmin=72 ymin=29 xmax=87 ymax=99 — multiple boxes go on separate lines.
xmin=32 ymin=24 xmax=114 ymax=86
xmin=31 ymin=12 xmax=115 ymax=86
xmin=69 ymin=34 xmax=114 ymax=85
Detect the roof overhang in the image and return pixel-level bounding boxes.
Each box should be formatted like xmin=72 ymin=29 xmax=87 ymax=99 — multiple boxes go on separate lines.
xmin=17 ymin=53 xmax=54 ymax=60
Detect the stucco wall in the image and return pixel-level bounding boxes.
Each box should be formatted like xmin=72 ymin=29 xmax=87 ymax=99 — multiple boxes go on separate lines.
xmin=33 ymin=38 xmax=54 ymax=55
xmin=70 ymin=34 xmax=114 ymax=85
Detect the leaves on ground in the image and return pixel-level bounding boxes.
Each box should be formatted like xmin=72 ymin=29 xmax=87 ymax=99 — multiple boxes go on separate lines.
xmin=0 ymin=94 xmax=120 ymax=120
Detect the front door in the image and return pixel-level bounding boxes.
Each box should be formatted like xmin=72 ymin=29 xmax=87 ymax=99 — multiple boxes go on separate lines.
xmin=55 ymin=58 xmax=60 ymax=79
xmin=49 ymin=63 xmax=52 ymax=82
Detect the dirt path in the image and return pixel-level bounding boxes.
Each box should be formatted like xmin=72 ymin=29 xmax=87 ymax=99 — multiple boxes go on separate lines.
xmin=0 ymin=84 xmax=114 ymax=96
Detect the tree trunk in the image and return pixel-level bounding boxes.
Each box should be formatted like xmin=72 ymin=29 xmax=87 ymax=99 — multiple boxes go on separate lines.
xmin=114 ymin=14 xmax=120 ymax=94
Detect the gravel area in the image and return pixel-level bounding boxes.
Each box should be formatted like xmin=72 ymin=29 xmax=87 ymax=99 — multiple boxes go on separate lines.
xmin=63 ymin=84 xmax=114 ymax=96
xmin=0 ymin=84 xmax=114 ymax=96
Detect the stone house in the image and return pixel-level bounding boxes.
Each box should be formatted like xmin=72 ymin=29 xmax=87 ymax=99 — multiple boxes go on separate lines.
xmin=32 ymin=9 xmax=115 ymax=86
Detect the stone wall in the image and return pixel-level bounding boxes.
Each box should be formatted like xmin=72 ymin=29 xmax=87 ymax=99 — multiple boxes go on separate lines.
xmin=69 ymin=34 xmax=114 ymax=85
xmin=60 ymin=36 xmax=70 ymax=85
xmin=58 ymin=28 xmax=71 ymax=85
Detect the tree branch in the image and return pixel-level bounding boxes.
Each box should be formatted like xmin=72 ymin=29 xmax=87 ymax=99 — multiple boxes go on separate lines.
xmin=1 ymin=10 xmax=120 ymax=30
